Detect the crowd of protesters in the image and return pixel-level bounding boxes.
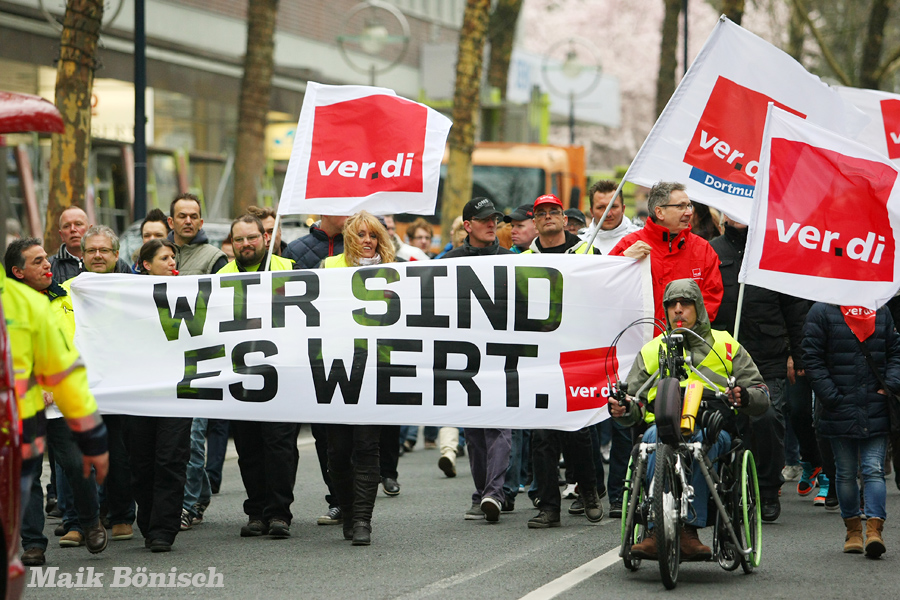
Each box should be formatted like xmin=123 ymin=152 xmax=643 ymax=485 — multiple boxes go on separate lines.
xmin=5 ymin=180 xmax=899 ymax=566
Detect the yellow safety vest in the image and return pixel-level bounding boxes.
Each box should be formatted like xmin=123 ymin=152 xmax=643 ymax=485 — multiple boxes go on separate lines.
xmin=217 ymin=254 xmax=294 ymax=274
xmin=323 ymin=254 xmax=352 ymax=269
xmin=639 ymin=329 xmax=738 ymax=424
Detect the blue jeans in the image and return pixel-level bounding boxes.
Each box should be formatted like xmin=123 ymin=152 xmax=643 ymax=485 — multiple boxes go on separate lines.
xmin=183 ymin=418 xmax=211 ymax=515
xmin=503 ymin=429 xmax=524 ymax=500
xmin=21 ymin=459 xmax=46 ymax=550
xmin=829 ymin=436 xmax=888 ymax=520
xmin=643 ymin=424 xmax=731 ymax=528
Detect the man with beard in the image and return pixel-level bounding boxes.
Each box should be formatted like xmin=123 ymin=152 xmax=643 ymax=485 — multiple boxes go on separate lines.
xmin=217 ymin=215 xmax=298 ymax=539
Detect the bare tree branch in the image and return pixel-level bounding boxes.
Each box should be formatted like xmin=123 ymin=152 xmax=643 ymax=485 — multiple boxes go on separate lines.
xmin=790 ymin=0 xmax=853 ymax=86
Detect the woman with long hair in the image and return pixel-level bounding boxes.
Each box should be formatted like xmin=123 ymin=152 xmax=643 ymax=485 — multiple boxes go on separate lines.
xmin=323 ymin=212 xmax=394 ymax=546
xmin=128 ymin=239 xmax=190 ymax=551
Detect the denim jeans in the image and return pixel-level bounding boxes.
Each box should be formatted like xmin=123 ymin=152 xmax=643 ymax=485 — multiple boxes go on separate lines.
xmin=503 ymin=429 xmax=524 ymax=501
xmin=643 ymin=424 xmax=731 ymax=528
xmin=21 ymin=460 xmax=46 ymax=550
xmin=830 ymin=436 xmax=888 ymax=520
xmin=183 ymin=418 xmax=212 ymax=516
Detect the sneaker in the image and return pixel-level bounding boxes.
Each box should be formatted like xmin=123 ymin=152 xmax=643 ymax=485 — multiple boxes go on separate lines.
xmin=528 ymin=510 xmax=561 ymax=529
xmin=582 ymin=488 xmax=603 ymax=523
xmin=797 ymin=462 xmax=822 ymax=496
xmin=825 ymin=495 xmax=840 ymax=511
xmin=501 ymin=497 xmax=515 ymax=513
xmin=111 ymin=523 xmax=133 ymax=541
xmin=562 ymin=483 xmax=578 ymax=499
xmin=180 ymin=508 xmax=193 ymax=531
xmin=609 ymin=501 xmax=623 ymax=520
xmin=465 ymin=502 xmax=485 ymax=520
xmin=191 ymin=513 xmax=204 ymax=526
xmin=438 ymin=454 xmax=457 ymax=478
xmin=600 ymin=442 xmax=611 ymax=464
xmin=317 ymin=506 xmax=342 ymax=525
xmin=481 ymin=497 xmax=501 ymax=523
xmin=423 ymin=440 xmax=437 ymax=449
xmin=814 ymin=473 xmax=830 ymax=506
xmin=268 ymin=519 xmax=291 ymax=538
xmin=782 ymin=464 xmax=803 ymax=481
xmin=240 ymin=519 xmax=269 ymax=537
xmin=568 ymin=498 xmax=585 ymax=515
xmin=59 ymin=530 xmax=84 ymax=547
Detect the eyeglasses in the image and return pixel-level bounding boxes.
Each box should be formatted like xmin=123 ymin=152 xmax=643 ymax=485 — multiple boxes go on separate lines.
xmin=660 ymin=202 xmax=694 ymax=212
xmin=84 ymin=247 xmax=114 ymax=256
xmin=233 ymin=234 xmax=262 ymax=245
xmin=472 ymin=216 xmax=500 ymax=224
xmin=534 ymin=209 xmax=563 ymax=219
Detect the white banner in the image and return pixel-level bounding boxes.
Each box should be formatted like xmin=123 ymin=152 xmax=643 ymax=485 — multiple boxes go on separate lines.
xmin=69 ymin=256 xmax=654 ymax=430
xmin=739 ymin=106 xmax=900 ymax=309
xmin=278 ymin=82 xmax=452 ymax=216
xmin=835 ymin=86 xmax=900 ymax=167
xmin=626 ymin=16 xmax=868 ymax=225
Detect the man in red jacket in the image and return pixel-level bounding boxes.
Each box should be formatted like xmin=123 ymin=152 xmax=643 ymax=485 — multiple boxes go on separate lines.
xmin=609 ymin=182 xmax=723 ymax=332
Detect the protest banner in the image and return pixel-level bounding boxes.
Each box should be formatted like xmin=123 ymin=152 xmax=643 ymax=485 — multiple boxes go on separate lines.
xmin=626 ymin=16 xmax=868 ymax=225
xmin=739 ymin=106 xmax=900 ymax=309
xmin=277 ymin=82 xmax=452 ymax=217
xmin=70 ymin=255 xmax=653 ymax=430
xmin=836 ymin=86 xmax=900 ymax=167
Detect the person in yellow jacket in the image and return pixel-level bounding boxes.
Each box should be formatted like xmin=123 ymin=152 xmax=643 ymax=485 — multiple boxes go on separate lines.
xmin=1 ymin=259 xmax=109 ymax=504
xmin=609 ymin=278 xmax=769 ymax=561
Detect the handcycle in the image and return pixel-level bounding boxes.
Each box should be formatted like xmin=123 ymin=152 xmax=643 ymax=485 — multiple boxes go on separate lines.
xmin=608 ymin=320 xmax=762 ymax=590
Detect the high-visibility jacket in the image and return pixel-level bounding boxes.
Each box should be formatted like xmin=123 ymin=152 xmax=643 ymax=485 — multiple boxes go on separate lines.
xmin=638 ymin=329 xmax=738 ymax=424
xmin=323 ymin=254 xmax=352 ymax=269
xmin=1 ymin=271 xmax=102 ymax=457
xmin=217 ymin=254 xmax=294 ymax=274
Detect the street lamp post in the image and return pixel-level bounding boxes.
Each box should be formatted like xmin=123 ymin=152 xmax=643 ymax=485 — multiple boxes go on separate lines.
xmin=541 ymin=38 xmax=602 ymax=145
xmin=336 ymin=1 xmax=410 ymax=87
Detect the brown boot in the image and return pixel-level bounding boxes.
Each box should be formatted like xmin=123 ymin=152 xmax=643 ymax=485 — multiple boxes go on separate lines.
xmin=865 ymin=517 xmax=886 ymax=558
xmin=630 ymin=532 xmax=658 ymax=559
xmin=843 ymin=516 xmax=864 ymax=553
xmin=680 ymin=525 xmax=712 ymax=561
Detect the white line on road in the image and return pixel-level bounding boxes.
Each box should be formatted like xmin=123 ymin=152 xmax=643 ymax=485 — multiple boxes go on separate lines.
xmin=517 ymin=546 xmax=621 ymax=600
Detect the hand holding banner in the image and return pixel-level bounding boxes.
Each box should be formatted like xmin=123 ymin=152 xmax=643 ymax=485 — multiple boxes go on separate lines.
xmin=278 ymin=82 xmax=452 ymax=216
xmin=739 ymin=105 xmax=900 ymax=309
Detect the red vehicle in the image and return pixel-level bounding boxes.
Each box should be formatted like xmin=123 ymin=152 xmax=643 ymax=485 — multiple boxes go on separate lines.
xmin=0 ymin=90 xmax=64 ymax=600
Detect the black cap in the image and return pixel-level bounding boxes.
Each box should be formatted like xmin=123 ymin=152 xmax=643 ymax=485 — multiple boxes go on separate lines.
xmin=463 ymin=197 xmax=502 ymax=221
xmin=564 ymin=208 xmax=587 ymax=225
xmin=504 ymin=203 xmax=534 ymax=222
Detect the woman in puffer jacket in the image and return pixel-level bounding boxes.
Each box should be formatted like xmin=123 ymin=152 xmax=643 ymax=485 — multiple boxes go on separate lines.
xmin=802 ymin=303 xmax=900 ymax=559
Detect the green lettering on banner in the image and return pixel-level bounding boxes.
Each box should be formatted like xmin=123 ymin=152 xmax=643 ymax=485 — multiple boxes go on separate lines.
xmin=351 ymin=267 xmax=401 ymax=326
xmin=229 ymin=340 xmax=278 ymax=402
xmin=178 ymin=345 xmax=226 ymax=400
xmin=456 ymin=265 xmax=508 ymax=330
xmin=514 ymin=266 xmax=563 ymax=332
xmin=219 ymin=274 xmax=262 ymax=332
xmin=272 ymin=272 xmax=321 ymax=327
xmin=153 ymin=279 xmax=212 ymax=341
xmin=309 ymin=338 xmax=369 ymax=404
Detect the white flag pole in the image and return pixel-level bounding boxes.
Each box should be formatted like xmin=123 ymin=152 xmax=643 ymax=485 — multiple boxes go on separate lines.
xmin=263 ymin=213 xmax=281 ymax=271
xmin=733 ymin=282 xmax=746 ymax=342
xmin=584 ymin=176 xmax=629 ymax=250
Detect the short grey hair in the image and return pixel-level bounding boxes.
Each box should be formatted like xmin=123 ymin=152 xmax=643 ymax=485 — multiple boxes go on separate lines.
xmin=647 ymin=182 xmax=687 ymax=222
xmin=81 ymin=225 xmax=120 ymax=253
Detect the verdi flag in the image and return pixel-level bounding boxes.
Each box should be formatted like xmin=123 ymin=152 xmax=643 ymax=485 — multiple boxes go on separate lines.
xmin=835 ymin=86 xmax=900 ymax=167
xmin=739 ymin=106 xmax=900 ymax=309
xmin=626 ymin=16 xmax=868 ymax=225
xmin=278 ymin=82 xmax=452 ymax=216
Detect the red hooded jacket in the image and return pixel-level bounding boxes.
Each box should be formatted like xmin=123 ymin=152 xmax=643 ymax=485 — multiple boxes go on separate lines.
xmin=609 ymin=218 xmax=723 ymax=332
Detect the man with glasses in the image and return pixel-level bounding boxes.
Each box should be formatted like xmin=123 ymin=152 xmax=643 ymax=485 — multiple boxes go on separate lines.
xmin=524 ymin=194 xmax=598 ymax=255
xmin=609 ymin=181 xmax=723 ymax=334
xmin=441 ymin=198 xmax=513 ymax=522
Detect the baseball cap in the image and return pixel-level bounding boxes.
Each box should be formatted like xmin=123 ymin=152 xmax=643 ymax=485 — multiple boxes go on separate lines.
xmin=564 ymin=208 xmax=587 ymax=225
xmin=533 ymin=194 xmax=564 ymax=210
xmin=463 ymin=197 xmax=503 ymax=221
xmin=504 ymin=203 xmax=534 ymax=222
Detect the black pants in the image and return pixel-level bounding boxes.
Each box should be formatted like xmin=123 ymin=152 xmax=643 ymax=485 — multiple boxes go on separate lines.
xmin=205 ymin=419 xmax=230 ymax=492
xmin=311 ymin=423 xmax=338 ymax=508
xmin=232 ymin=421 xmax=299 ymax=524
xmin=737 ymin=377 xmax=786 ymax=497
xmin=607 ymin=420 xmax=633 ymax=504
xmin=379 ymin=425 xmax=401 ymax=480
xmin=532 ymin=428 xmax=596 ymax=511
xmin=126 ymin=416 xmax=191 ymax=545
xmin=327 ymin=425 xmax=381 ymax=524
xmin=103 ymin=414 xmax=135 ymax=525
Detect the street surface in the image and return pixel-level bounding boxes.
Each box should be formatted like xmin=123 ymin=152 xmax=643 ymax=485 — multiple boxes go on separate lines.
xmin=23 ymin=426 xmax=900 ymax=598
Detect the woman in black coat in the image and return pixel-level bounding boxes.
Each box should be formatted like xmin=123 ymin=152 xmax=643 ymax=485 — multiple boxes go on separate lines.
xmin=802 ymin=303 xmax=900 ymax=558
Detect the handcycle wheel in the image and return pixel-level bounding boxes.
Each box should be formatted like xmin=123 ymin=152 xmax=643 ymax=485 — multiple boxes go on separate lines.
xmin=738 ymin=449 xmax=762 ymax=573
xmin=714 ymin=454 xmax=740 ymax=572
xmin=621 ymin=452 xmax=648 ymax=571
xmin=652 ymin=443 xmax=681 ymax=590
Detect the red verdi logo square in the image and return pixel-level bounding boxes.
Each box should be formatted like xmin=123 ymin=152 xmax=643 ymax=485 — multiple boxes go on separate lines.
xmin=559 ymin=347 xmax=618 ymax=412
xmin=759 ymin=138 xmax=896 ymax=281
xmin=880 ymin=98 xmax=900 ymax=160
xmin=306 ymin=95 xmax=427 ymax=199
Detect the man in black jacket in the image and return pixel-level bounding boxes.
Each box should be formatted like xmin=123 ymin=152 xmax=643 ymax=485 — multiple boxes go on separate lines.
xmin=711 ymin=216 xmax=810 ymax=521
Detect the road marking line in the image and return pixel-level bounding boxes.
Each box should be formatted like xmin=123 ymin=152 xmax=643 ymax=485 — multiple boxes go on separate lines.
xmin=517 ymin=546 xmax=621 ymax=600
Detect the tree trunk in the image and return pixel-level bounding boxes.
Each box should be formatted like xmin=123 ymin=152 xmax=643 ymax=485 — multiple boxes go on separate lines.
xmin=233 ymin=0 xmax=278 ymax=216
xmin=860 ymin=0 xmax=890 ymax=89
xmin=721 ymin=0 xmax=744 ymax=25
xmin=442 ymin=0 xmax=491 ymax=236
xmin=787 ymin=0 xmax=805 ymax=61
xmin=486 ymin=0 xmax=523 ymax=141
xmin=655 ymin=0 xmax=681 ymax=119
xmin=45 ymin=0 xmax=104 ymax=253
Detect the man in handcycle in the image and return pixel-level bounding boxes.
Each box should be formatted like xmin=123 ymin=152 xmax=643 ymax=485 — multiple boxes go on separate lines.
xmin=609 ymin=279 xmax=769 ymax=561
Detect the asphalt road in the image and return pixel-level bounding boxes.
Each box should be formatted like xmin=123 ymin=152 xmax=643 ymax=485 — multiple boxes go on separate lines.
xmin=22 ymin=426 xmax=900 ymax=598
